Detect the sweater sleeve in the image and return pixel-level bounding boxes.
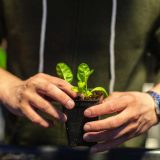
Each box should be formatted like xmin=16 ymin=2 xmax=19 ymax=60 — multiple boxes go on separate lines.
xmin=148 ymin=20 xmax=160 ymax=83
xmin=0 ymin=0 xmax=6 ymax=43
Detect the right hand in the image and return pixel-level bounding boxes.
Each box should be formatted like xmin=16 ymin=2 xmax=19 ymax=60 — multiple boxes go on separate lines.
xmin=2 ymin=73 xmax=77 ymax=127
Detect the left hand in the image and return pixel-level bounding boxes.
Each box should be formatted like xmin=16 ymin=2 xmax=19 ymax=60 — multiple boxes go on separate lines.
xmin=83 ymin=91 xmax=159 ymax=153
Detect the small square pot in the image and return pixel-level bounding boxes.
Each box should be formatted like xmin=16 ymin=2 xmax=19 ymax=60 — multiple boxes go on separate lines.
xmin=63 ymin=99 xmax=99 ymax=147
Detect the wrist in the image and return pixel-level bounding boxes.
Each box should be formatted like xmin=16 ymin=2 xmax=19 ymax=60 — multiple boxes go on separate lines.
xmin=147 ymin=90 xmax=160 ymax=121
xmin=0 ymin=69 xmax=22 ymax=103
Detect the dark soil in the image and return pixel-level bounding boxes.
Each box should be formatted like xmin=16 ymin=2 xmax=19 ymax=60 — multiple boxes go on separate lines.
xmin=75 ymin=91 xmax=104 ymax=101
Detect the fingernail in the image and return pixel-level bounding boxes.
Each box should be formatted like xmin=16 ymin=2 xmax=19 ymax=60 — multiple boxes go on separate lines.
xmin=84 ymin=109 xmax=92 ymax=117
xmin=66 ymin=100 xmax=75 ymax=109
xmin=61 ymin=114 xmax=67 ymax=122
xmin=84 ymin=124 xmax=91 ymax=131
xmin=90 ymin=147 xmax=97 ymax=153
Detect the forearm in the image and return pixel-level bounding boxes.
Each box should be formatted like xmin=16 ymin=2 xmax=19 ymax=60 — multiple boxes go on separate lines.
xmin=0 ymin=68 xmax=22 ymax=104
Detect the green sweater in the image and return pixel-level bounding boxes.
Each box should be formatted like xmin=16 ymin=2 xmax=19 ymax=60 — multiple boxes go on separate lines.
xmin=0 ymin=0 xmax=160 ymax=146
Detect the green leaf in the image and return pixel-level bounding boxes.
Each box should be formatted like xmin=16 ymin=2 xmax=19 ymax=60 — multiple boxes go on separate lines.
xmin=77 ymin=63 xmax=94 ymax=83
xmin=86 ymin=90 xmax=93 ymax=97
xmin=72 ymin=86 xmax=79 ymax=92
xmin=0 ymin=48 xmax=7 ymax=69
xmin=56 ymin=62 xmax=108 ymax=100
xmin=56 ymin=63 xmax=73 ymax=83
xmin=77 ymin=81 xmax=86 ymax=89
xmin=91 ymin=87 xmax=108 ymax=97
xmin=77 ymin=81 xmax=86 ymax=93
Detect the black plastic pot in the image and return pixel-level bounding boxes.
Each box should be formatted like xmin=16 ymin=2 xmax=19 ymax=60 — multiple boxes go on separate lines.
xmin=63 ymin=99 xmax=99 ymax=147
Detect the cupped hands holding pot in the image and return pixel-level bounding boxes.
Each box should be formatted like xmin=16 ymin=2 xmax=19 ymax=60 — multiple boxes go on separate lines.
xmin=83 ymin=91 xmax=159 ymax=153
xmin=0 ymin=69 xmax=77 ymax=128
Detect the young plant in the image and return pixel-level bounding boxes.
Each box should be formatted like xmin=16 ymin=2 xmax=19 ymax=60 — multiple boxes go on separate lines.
xmin=56 ymin=62 xmax=107 ymax=99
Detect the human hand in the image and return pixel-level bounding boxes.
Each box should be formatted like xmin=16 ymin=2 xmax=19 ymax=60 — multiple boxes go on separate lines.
xmin=2 ymin=73 xmax=77 ymax=127
xmin=83 ymin=91 xmax=158 ymax=153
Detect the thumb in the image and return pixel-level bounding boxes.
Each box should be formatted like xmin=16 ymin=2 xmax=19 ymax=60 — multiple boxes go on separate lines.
xmin=84 ymin=95 xmax=130 ymax=117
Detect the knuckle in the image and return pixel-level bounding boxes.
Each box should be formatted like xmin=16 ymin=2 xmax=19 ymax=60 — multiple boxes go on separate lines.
xmin=32 ymin=117 xmax=41 ymax=124
xmin=110 ymin=92 xmax=117 ymax=97
xmin=133 ymin=124 xmax=139 ymax=133
xmin=129 ymin=111 xmax=139 ymax=122
xmin=26 ymin=79 xmax=36 ymax=88
xmin=107 ymin=102 xmax=116 ymax=112
xmin=28 ymin=73 xmax=44 ymax=86
xmin=125 ymin=93 xmax=136 ymax=103
xmin=40 ymin=104 xmax=50 ymax=112
xmin=45 ymin=83 xmax=55 ymax=93
xmin=16 ymin=87 xmax=29 ymax=104
xmin=132 ymin=114 xmax=139 ymax=122
xmin=93 ymin=121 xmax=106 ymax=131
xmin=57 ymin=79 xmax=67 ymax=88
xmin=108 ymin=92 xmax=121 ymax=99
xmin=36 ymin=73 xmax=45 ymax=78
xmin=132 ymin=124 xmax=140 ymax=136
xmin=54 ymin=89 xmax=68 ymax=102
xmin=62 ymin=96 xmax=71 ymax=104
xmin=109 ymin=118 xmax=118 ymax=128
xmin=92 ymin=124 xmax=100 ymax=131
xmin=17 ymin=91 xmax=24 ymax=103
xmin=23 ymin=90 xmax=30 ymax=97
xmin=89 ymin=108 xmax=96 ymax=116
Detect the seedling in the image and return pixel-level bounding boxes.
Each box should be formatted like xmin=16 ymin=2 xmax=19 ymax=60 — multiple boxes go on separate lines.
xmin=56 ymin=62 xmax=108 ymax=146
xmin=56 ymin=62 xmax=107 ymax=99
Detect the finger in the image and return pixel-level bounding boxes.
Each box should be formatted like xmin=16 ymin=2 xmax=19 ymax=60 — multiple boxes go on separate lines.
xmin=21 ymin=102 xmax=49 ymax=127
xmin=36 ymin=81 xmax=75 ymax=109
xmin=103 ymin=92 xmax=123 ymax=101
xmin=84 ymin=110 xmax=130 ymax=131
xmin=5 ymin=106 xmax=24 ymax=117
xmin=45 ymin=118 xmax=54 ymax=128
xmin=84 ymin=131 xmax=110 ymax=142
xmin=29 ymin=93 xmax=67 ymax=122
xmin=83 ymin=129 xmax=121 ymax=143
xmin=39 ymin=73 xmax=77 ymax=97
xmin=84 ymin=95 xmax=132 ymax=117
xmin=90 ymin=134 xmax=131 ymax=153
xmin=84 ymin=121 xmax=137 ymax=142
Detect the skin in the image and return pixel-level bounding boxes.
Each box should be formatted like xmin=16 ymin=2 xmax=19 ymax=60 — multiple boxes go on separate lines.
xmin=0 ymin=68 xmax=159 ymax=152
xmin=83 ymin=90 xmax=160 ymax=153
xmin=0 ymin=68 xmax=77 ymax=127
